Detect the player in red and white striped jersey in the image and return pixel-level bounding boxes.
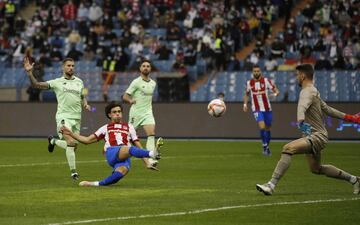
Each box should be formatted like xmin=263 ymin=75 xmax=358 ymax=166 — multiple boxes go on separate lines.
xmin=60 ymin=102 xmax=163 ymax=187
xmin=243 ymin=65 xmax=280 ymax=156
xmin=94 ymin=120 xmax=138 ymax=151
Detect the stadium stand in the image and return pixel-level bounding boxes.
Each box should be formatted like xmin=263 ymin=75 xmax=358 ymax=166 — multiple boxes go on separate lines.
xmin=0 ymin=0 xmax=358 ymax=102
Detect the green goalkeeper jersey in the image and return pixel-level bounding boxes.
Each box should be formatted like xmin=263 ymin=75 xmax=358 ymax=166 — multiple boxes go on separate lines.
xmin=47 ymin=76 xmax=84 ymax=120
xmin=125 ymin=76 xmax=156 ymax=116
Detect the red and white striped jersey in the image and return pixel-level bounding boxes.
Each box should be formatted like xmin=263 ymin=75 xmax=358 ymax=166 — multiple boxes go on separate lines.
xmin=246 ymin=77 xmax=276 ymax=112
xmin=94 ymin=122 xmax=139 ymax=150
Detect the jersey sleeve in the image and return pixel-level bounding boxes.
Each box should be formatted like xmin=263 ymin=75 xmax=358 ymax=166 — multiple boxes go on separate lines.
xmin=94 ymin=124 xmax=107 ymax=140
xmin=245 ymin=80 xmax=251 ymax=94
xmin=265 ymin=78 xmax=276 ymax=91
xmin=297 ymin=88 xmax=314 ymax=121
xmin=46 ymin=79 xmax=57 ymax=90
xmin=128 ymin=124 xmax=139 ymax=142
xmin=320 ymin=98 xmax=345 ymax=119
xmin=125 ymin=79 xmax=137 ymax=95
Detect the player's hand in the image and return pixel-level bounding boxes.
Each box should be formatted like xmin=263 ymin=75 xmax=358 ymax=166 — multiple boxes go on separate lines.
xmin=23 ymin=57 xmax=34 ymax=73
xmin=60 ymin=126 xmax=72 ymax=135
xmin=297 ymin=121 xmax=312 ymax=136
xmin=344 ymin=114 xmax=360 ymax=124
xmin=84 ymin=104 xmax=91 ymax=111
xmin=270 ymin=92 xmax=279 ymax=98
xmin=243 ymin=104 xmax=248 ymax=112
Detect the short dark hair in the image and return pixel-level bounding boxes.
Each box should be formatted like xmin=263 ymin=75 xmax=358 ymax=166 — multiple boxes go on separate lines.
xmin=296 ymin=64 xmax=314 ymax=80
xmin=252 ymin=64 xmax=261 ymax=70
xmin=105 ymin=101 xmax=123 ymax=119
xmin=62 ymin=58 xmax=74 ymax=65
xmin=140 ymin=59 xmax=152 ymax=67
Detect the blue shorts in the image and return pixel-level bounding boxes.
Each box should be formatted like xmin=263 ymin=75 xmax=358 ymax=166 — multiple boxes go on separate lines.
xmin=105 ymin=146 xmax=131 ymax=170
xmin=253 ymin=111 xmax=273 ymax=126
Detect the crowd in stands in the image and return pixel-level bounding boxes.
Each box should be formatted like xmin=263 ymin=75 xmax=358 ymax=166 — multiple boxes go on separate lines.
xmin=1 ymin=0 xmax=295 ymax=74
xmin=243 ymin=0 xmax=360 ymax=72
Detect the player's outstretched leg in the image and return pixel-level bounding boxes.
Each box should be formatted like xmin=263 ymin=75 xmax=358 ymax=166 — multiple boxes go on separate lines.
xmin=353 ymin=177 xmax=360 ymax=195
xmin=256 ymin=183 xmax=274 ymax=196
xmin=79 ymin=181 xmax=97 ymax=187
xmin=154 ymin=137 xmax=164 ymax=160
xmin=47 ymin=135 xmax=55 ymax=153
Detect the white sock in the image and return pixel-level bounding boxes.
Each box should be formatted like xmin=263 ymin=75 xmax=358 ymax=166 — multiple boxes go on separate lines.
xmin=55 ymin=139 xmax=67 ymax=149
xmin=148 ymin=151 xmax=155 ymax=158
xmin=267 ymin=182 xmax=275 ymax=189
xmin=66 ymin=146 xmax=76 ymax=170
xmin=146 ymin=136 xmax=155 ymax=151
xmin=350 ymin=176 xmax=357 ymax=184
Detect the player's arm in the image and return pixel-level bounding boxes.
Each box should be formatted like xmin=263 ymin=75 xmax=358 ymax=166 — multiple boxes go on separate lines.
xmin=320 ymin=99 xmax=360 ymax=124
xmin=243 ymin=81 xmax=250 ymax=112
xmin=319 ymin=98 xmax=345 ymax=119
xmin=123 ymin=93 xmax=136 ymax=104
xmin=60 ymin=126 xmax=97 ymax=144
xmin=271 ymin=85 xmax=280 ymax=97
xmin=23 ymin=57 xmax=49 ymax=90
xmin=81 ymin=94 xmax=91 ymax=111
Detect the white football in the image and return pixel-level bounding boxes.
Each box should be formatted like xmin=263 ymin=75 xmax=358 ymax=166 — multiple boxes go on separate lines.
xmin=207 ymin=99 xmax=226 ymax=117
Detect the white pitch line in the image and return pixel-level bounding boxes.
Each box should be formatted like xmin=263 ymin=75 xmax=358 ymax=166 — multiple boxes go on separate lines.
xmin=47 ymin=197 xmax=360 ymax=225
xmin=0 ymin=160 xmax=105 ymax=168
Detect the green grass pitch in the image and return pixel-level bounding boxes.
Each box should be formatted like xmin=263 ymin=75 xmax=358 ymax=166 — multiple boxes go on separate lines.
xmin=0 ymin=139 xmax=359 ymax=225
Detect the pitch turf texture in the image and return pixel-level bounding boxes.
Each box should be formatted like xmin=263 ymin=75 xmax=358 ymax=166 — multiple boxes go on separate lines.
xmin=1 ymin=140 xmax=359 ymax=225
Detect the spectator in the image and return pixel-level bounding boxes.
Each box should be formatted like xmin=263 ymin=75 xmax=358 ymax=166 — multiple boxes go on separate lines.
xmin=49 ymin=46 xmax=63 ymax=62
xmin=77 ymin=3 xmax=89 ymax=22
xmin=88 ymin=3 xmax=103 ymax=22
xmin=66 ymin=45 xmax=83 ymax=61
xmin=264 ymin=56 xmax=278 ymax=71
xmin=314 ymin=53 xmax=332 ymax=70
xmin=62 ymin=0 xmax=77 ymax=28
xmin=155 ymin=44 xmax=173 ymax=60
xmin=270 ymin=37 xmax=286 ymax=58
xmin=226 ymin=54 xmax=241 ymax=71
xmin=242 ymin=57 xmax=254 ymax=71
xmin=183 ymin=43 xmax=197 ymax=66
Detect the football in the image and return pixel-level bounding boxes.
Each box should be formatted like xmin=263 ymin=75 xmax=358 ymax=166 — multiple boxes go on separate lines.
xmin=207 ymin=99 xmax=226 ymax=117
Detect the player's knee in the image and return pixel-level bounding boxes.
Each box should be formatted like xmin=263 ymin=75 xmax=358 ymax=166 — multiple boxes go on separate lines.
xmin=310 ymin=166 xmax=322 ymax=175
xmin=116 ymin=166 xmax=128 ymax=175
xmin=281 ymin=143 xmax=295 ymax=154
xmin=67 ymin=141 xmax=77 ymax=147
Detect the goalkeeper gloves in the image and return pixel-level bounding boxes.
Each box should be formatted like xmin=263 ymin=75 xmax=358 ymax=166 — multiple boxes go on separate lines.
xmin=344 ymin=114 xmax=360 ymax=124
xmin=297 ymin=121 xmax=312 ymax=136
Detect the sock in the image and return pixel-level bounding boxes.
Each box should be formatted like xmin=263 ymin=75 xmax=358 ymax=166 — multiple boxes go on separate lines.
xmin=146 ymin=135 xmax=155 ymax=151
xmin=260 ymin=130 xmax=267 ymax=147
xmin=54 ymin=139 xmax=67 ymax=149
xmin=99 ymin=171 xmax=124 ymax=186
xmin=320 ymin=165 xmax=356 ymax=183
xmin=270 ymin=154 xmax=292 ymax=186
xmin=129 ymin=146 xmax=150 ymax=158
xmin=66 ymin=146 xmax=76 ymax=171
xmin=265 ymin=130 xmax=271 ymax=146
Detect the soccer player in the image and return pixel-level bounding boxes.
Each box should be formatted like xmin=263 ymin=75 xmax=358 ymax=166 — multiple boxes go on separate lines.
xmin=243 ymin=65 xmax=280 ymax=156
xmin=23 ymin=57 xmax=91 ymax=180
xmin=123 ymin=59 xmax=161 ymax=167
xmin=60 ymin=102 xmax=164 ymax=187
xmin=256 ymin=64 xmax=360 ymax=196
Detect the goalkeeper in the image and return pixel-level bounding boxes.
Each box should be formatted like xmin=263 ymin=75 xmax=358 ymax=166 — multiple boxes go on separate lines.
xmin=256 ymin=64 xmax=360 ymax=195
